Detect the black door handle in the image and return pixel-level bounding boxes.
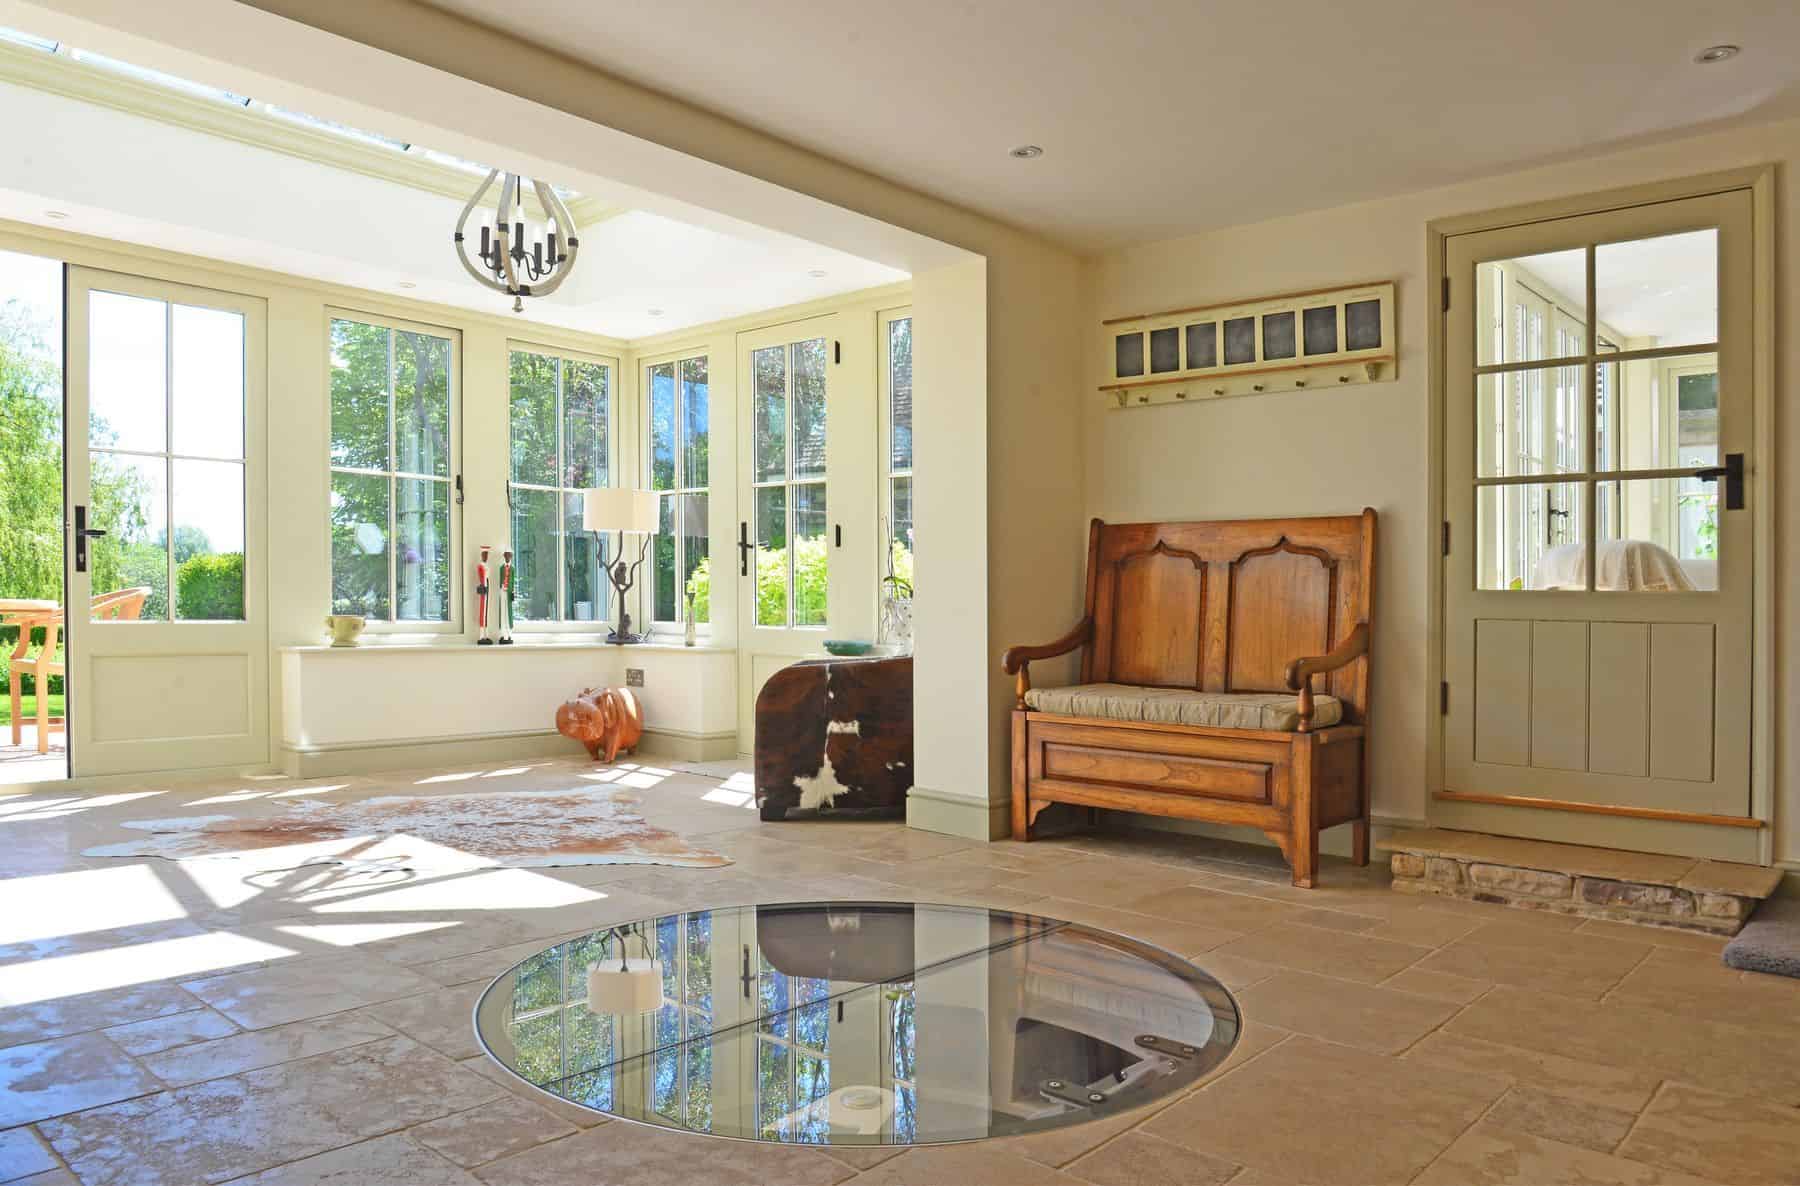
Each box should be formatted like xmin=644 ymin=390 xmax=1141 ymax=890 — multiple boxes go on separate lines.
xmin=737 ymin=521 xmax=752 ymax=576
xmin=73 ymin=504 xmax=107 ymax=574
xmin=1694 ymin=452 xmax=1745 ymax=511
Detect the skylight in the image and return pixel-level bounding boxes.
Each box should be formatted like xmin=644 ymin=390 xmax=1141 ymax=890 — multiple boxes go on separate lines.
xmin=0 ymin=23 xmax=581 ymax=198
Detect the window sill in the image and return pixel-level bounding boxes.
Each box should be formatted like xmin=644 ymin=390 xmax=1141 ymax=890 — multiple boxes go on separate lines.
xmin=277 ymin=639 xmax=735 ymax=654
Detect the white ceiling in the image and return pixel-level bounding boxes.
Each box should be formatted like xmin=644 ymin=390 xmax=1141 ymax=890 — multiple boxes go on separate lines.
xmin=420 ymin=0 xmax=1800 ymax=250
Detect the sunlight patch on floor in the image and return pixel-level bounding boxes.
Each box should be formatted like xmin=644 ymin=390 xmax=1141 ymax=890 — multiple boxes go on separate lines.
xmin=702 ymin=785 xmax=756 ymax=808
xmin=0 ymin=791 xmax=165 ymax=821
xmin=186 ymin=783 xmax=349 ymax=805
xmin=0 ymin=930 xmax=293 ymax=1006
xmin=307 ymin=866 xmax=607 ymax=913
xmin=274 ymin=920 xmax=458 ymax=947
xmin=0 ymin=865 xmax=188 ymax=945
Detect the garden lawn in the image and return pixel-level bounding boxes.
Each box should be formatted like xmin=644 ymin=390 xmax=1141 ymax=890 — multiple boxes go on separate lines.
xmin=0 ymin=693 xmax=62 ymax=725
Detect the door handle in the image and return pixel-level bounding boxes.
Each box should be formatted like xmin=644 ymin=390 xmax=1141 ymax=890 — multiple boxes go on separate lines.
xmin=73 ymin=504 xmax=107 ymax=574
xmin=1694 ymin=452 xmax=1745 ymax=511
xmin=737 ymin=521 xmax=752 ymax=577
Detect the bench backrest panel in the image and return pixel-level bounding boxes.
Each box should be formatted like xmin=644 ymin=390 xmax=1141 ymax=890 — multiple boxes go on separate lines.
xmin=1082 ymin=510 xmax=1376 ymax=724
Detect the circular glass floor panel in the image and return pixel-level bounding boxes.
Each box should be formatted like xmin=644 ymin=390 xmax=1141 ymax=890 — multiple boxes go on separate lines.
xmin=475 ymin=900 xmax=1239 ymax=1145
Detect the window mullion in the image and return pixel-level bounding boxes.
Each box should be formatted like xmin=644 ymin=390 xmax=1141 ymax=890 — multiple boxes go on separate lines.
xmin=386 ymin=328 xmax=398 ymax=619
xmin=163 ymin=300 xmax=176 ymax=621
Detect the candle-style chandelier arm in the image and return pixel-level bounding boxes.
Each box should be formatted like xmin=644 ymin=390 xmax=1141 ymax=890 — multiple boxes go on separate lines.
xmin=527 ymin=178 xmax=582 ymax=297
xmin=451 ymin=168 xmax=582 ymax=311
xmin=451 ymin=169 xmax=504 ymax=291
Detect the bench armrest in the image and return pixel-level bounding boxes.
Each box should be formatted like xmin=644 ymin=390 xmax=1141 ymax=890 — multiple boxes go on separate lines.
xmin=1001 ymin=617 xmax=1093 ymax=708
xmin=1284 ymin=622 xmax=1369 ymax=732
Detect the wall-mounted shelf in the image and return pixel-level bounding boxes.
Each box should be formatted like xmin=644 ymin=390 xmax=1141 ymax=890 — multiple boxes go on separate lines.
xmin=1101 ymin=280 xmax=1396 ymax=411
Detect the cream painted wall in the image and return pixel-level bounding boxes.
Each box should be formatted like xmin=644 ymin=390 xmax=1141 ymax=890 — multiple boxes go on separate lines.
xmin=1086 ymin=116 xmax=1797 ymax=863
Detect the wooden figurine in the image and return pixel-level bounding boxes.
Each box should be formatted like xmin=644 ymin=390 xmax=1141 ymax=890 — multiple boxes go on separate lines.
xmin=556 ymin=686 xmax=645 ymax=763
xmin=475 ymin=545 xmax=493 ymax=645
xmin=497 ymin=550 xmax=515 ymax=644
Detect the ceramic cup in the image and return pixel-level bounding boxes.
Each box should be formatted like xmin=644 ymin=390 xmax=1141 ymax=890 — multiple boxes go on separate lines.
xmin=324 ymin=614 xmax=366 ymax=647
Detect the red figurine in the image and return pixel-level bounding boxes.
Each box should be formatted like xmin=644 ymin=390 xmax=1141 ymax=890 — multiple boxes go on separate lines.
xmin=476 ymin=544 xmax=493 ymax=645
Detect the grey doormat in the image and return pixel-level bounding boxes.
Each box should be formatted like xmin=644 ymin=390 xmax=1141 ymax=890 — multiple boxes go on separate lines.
xmin=1723 ymin=896 xmax=1800 ymax=978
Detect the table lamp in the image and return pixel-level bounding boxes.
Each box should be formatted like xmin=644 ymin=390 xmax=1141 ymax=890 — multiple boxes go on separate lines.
xmin=585 ymin=924 xmax=664 ymax=1015
xmin=581 ymin=488 xmax=661 ymax=644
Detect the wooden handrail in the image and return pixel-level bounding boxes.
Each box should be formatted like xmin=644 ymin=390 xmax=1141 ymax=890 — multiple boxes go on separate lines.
xmin=1001 ymin=617 xmax=1093 ymax=708
xmin=1284 ymin=621 xmax=1370 ymax=732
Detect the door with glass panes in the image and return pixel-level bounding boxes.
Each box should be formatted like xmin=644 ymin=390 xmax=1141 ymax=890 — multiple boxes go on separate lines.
xmin=64 ymin=267 xmax=268 ymax=776
xmin=734 ymin=315 xmax=843 ymax=747
xmin=1443 ymin=188 xmax=1754 ymax=845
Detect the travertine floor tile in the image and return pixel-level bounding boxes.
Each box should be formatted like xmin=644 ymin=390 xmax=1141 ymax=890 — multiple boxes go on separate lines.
xmin=1575 ymin=919 xmax=1727 ymax=953
xmin=1402 ymin=1030 xmax=1662 ymax=1112
xmin=457 ymin=1055 xmax=609 ymax=1129
xmin=182 ymin=951 xmax=439 ymax=1029
xmin=409 ymin=1094 xmax=578 ymax=1168
xmin=1234 ymin=970 xmax=1457 ymax=1054
xmin=1606 ymin=947 xmax=1800 ymax=1032
xmin=102 ymin=1007 xmax=239 ymax=1057
xmin=1212 ymin=922 xmax=1432 ymax=984
xmin=1030 ymin=899 xmax=1243 ymax=956
xmin=1380 ymin=967 xmax=1491 ymax=1004
xmin=1413 ymin=1125 xmax=1716 ymax=1186
xmin=0 ymin=1125 xmax=59 ymax=1180
xmin=0 ymin=1033 xmax=158 ymax=1129
xmin=360 ymin=982 xmax=487 ymax=1060
xmin=140 ymin=1011 xmax=395 ymax=1087
xmin=0 ymin=983 xmax=202 ymax=1050
xmin=1006 ymin=864 xmax=1199 ymax=909
xmin=850 ymin=1144 xmax=1084 ymax=1184
xmin=1141 ymin=1036 xmax=1504 ymax=1185
xmin=1067 ymin=1130 xmax=1237 ymax=1186
xmin=1414 ymin=921 xmax=1652 ymax=999
xmin=224 ymin=1132 xmax=480 ymax=1184
xmin=42 ymin=1037 xmax=501 ymax=1186
xmin=1618 ymin=1082 xmax=1800 ymax=1185
xmin=473 ymin=1123 xmax=853 ymax=1185
xmin=1360 ymin=907 xmax=1486 ymax=948
xmin=1483 ymin=1084 xmax=1638 ymax=1153
xmin=1116 ymin=886 xmax=1310 ymax=933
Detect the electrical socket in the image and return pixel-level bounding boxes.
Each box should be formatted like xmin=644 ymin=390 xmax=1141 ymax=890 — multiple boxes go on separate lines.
xmin=625 ymin=668 xmax=645 ymax=687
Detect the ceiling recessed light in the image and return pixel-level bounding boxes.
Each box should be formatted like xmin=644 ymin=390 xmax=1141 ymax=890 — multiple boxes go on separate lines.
xmin=807 ymin=269 xmax=829 ymax=278
xmin=43 ymin=210 xmax=68 ymax=220
xmin=647 ymin=308 xmax=664 ymax=317
xmin=1009 ymin=144 xmax=1044 ymax=159
xmin=1694 ymin=44 xmax=1740 ymax=64
xmin=396 ymin=281 xmax=417 ymax=289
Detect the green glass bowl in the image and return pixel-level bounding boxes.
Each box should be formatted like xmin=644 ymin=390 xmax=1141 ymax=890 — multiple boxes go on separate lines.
xmin=823 ymin=639 xmax=875 ymax=656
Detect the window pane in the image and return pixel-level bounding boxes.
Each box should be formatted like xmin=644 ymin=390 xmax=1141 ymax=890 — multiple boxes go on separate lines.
xmin=755 ymin=485 xmax=787 ymax=627
xmin=1597 ymin=229 xmax=1717 ymax=351
xmin=329 ymin=319 xmax=389 ymax=470
xmin=793 ymin=482 xmax=827 ymax=628
xmin=89 ymin=291 xmax=166 ymax=453
xmin=1597 ymin=477 xmax=1718 ymax=590
xmin=889 ymin=476 xmax=913 ymax=586
xmin=1477 ymin=480 xmax=1585 ymax=590
xmin=757 ymin=1038 xmax=789 ymax=1138
xmin=172 ymin=458 xmax=244 ymax=620
xmin=1476 ymin=249 xmax=1586 ymax=367
xmin=648 ymin=362 xmax=676 ymax=490
xmin=564 ymin=360 xmax=609 ymax=489
xmin=89 ymin=452 xmax=167 ymax=620
xmin=683 ymin=492 xmax=709 ymax=625
xmin=1476 ymin=364 xmax=1588 ymax=479
xmin=510 ymin=487 xmax=559 ymax=621
xmin=753 ymin=347 xmax=786 ymax=482
xmin=330 ymin=470 xmax=388 ymax=618
xmin=1602 ymin=353 xmax=1717 ymax=472
xmin=393 ymin=330 xmax=450 ymax=478
xmin=395 ymin=477 xmax=449 ymax=620
xmin=792 ymin=339 xmax=827 ymax=482
xmin=508 ymin=350 xmax=557 ymax=486
xmin=653 ymin=493 xmax=676 ymax=623
xmin=564 ymin=492 xmax=606 ymax=623
xmin=171 ymin=305 xmax=244 ymax=460
xmin=681 ymin=356 xmax=709 ymax=489
xmin=887 ymin=318 xmax=912 ymax=471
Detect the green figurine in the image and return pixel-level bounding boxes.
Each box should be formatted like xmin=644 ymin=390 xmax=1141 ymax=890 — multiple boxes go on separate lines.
xmin=497 ymin=549 xmax=515 ymax=644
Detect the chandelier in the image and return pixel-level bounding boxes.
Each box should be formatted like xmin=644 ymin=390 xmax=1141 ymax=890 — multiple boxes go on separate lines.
xmin=453 ymin=169 xmax=581 ymax=312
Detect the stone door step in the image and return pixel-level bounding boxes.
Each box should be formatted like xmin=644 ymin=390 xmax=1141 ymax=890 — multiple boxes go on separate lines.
xmin=1376 ymin=828 xmax=1782 ymax=936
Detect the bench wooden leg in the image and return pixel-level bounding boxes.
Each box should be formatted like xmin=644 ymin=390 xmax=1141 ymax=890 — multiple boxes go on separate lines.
xmin=1289 ymin=736 xmax=1319 ymax=888
xmin=1352 ymin=818 xmax=1370 ymax=867
xmin=1010 ymin=710 xmax=1030 ymax=841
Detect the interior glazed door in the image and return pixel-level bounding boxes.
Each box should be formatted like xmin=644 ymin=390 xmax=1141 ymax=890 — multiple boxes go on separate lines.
xmin=734 ymin=314 xmax=847 ymax=750
xmin=64 ymin=267 xmax=268 ymax=776
xmin=1443 ymin=189 xmax=1754 ymax=842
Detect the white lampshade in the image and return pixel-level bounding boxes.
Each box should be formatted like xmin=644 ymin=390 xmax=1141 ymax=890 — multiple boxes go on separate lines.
xmin=581 ymin=488 xmax=660 ymax=533
xmin=587 ymin=958 xmax=663 ymax=1014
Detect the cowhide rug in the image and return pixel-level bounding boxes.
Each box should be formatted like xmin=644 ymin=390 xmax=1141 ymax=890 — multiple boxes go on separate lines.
xmin=83 ymin=787 xmax=731 ymax=872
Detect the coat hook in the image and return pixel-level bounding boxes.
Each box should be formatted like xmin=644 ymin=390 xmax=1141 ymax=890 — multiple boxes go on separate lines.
xmin=1137 ymin=394 xmax=1149 ymax=404
xmin=1363 ymin=361 xmax=1382 ymax=380
xmin=1252 ymin=384 xmax=1265 ymax=392
xmin=1295 ymin=379 xmax=1306 ymax=388
xmin=1175 ymin=391 xmax=1187 ymax=400
xmin=1338 ymin=374 xmax=1350 ymax=383
xmin=1212 ymin=387 xmax=1224 ymax=396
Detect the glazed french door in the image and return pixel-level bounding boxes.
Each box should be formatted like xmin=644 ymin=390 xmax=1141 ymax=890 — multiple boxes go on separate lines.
xmin=64 ymin=267 xmax=269 ymax=775
xmin=1442 ymin=188 xmax=1754 ymax=839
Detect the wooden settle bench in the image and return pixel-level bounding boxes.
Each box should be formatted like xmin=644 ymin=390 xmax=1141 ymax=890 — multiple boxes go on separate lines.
xmin=1002 ymin=511 xmax=1376 ymax=887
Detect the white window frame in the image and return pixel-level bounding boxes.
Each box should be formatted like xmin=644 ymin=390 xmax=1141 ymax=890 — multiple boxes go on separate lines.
xmin=325 ymin=307 xmax=461 ymax=634
xmin=877 ymin=306 xmax=913 ymax=630
xmin=643 ymin=349 xmax=711 ymax=635
xmin=506 ymin=340 xmax=619 ymax=632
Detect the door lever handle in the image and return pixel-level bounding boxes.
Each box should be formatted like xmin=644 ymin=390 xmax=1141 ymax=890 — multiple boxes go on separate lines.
xmin=737 ymin=521 xmax=752 ymax=577
xmin=73 ymin=504 xmax=106 ymax=574
xmin=1694 ymin=452 xmax=1745 ymax=511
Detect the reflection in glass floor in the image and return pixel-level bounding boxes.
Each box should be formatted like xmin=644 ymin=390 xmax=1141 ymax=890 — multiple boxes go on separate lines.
xmin=475 ymin=901 xmax=1239 ymax=1146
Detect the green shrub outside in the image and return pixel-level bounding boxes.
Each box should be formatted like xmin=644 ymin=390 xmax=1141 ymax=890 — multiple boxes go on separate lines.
xmin=176 ymin=552 xmax=245 ymax=621
xmin=683 ymin=538 xmax=912 ymax=629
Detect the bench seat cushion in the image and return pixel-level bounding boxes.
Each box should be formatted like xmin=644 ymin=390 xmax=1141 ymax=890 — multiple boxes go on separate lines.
xmin=1024 ymin=683 xmax=1341 ymax=732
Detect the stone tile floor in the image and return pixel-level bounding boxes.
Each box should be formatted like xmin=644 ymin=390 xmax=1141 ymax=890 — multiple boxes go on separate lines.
xmin=1 ymin=756 xmax=1797 ymax=1185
